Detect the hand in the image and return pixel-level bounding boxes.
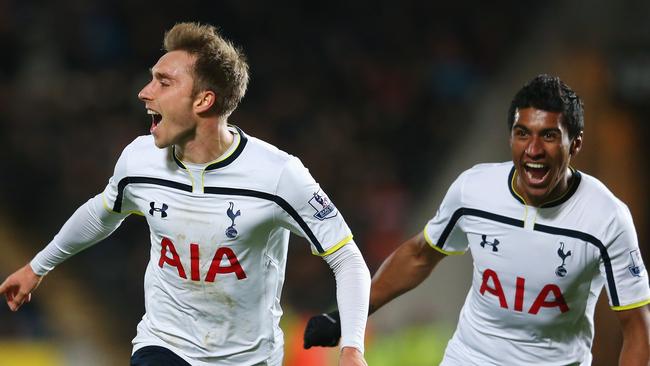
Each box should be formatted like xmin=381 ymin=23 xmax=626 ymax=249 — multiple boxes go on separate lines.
xmin=0 ymin=264 xmax=43 ymax=311
xmin=339 ymin=347 xmax=367 ymax=366
xmin=303 ymin=310 xmax=341 ymax=348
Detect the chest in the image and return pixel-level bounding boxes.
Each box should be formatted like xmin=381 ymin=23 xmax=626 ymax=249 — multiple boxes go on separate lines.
xmin=462 ymin=216 xmax=601 ymax=289
xmin=128 ymin=185 xmax=277 ymax=250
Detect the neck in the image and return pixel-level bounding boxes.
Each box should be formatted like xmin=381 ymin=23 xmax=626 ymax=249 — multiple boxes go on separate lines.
xmin=175 ymin=118 xmax=234 ymax=164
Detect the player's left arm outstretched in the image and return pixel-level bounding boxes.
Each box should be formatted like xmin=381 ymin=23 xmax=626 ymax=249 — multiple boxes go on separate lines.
xmin=616 ymin=305 xmax=650 ymax=366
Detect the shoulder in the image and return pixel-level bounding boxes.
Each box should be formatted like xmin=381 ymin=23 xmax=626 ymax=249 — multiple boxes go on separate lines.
xmin=440 ymin=161 xmax=514 ymax=208
xmin=240 ymin=133 xmax=312 ymax=176
xmin=464 ymin=161 xmax=512 ymax=176
xmin=243 ymin=134 xmax=294 ymax=166
xmin=124 ymin=135 xmax=158 ymax=155
xmin=233 ymin=130 xmax=312 ymax=193
xmin=575 ymin=171 xmax=631 ymax=217
xmin=113 ymin=135 xmax=171 ymax=177
xmin=454 ymin=161 xmax=512 ymax=189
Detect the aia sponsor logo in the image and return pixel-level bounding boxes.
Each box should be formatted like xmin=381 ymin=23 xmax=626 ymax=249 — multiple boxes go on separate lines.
xmin=479 ymin=268 xmax=569 ymax=314
xmin=158 ymin=237 xmax=247 ymax=281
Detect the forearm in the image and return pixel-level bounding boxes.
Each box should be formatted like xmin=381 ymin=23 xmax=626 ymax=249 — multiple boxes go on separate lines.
xmin=619 ymin=340 xmax=649 ymax=366
xmin=369 ymin=233 xmax=444 ymax=314
xmin=31 ymin=194 xmax=127 ymax=275
xmin=324 ymin=243 xmax=371 ymax=353
xmin=617 ymin=306 xmax=650 ymax=366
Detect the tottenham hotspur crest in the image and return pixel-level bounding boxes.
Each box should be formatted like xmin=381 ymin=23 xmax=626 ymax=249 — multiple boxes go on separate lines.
xmin=309 ymin=190 xmax=338 ymax=221
xmin=555 ymin=242 xmax=572 ymax=277
xmin=225 ymin=202 xmax=241 ymax=239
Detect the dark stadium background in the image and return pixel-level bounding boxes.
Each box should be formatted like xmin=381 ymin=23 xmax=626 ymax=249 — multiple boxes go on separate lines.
xmin=1 ymin=1 xmax=649 ymax=364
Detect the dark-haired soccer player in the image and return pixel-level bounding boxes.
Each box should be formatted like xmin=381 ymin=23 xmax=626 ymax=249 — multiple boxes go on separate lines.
xmin=1 ymin=22 xmax=370 ymax=366
xmin=304 ymin=74 xmax=650 ymax=365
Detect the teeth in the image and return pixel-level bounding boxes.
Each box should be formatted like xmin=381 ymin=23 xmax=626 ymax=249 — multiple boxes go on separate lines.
xmin=526 ymin=163 xmax=545 ymax=169
xmin=147 ymin=109 xmax=161 ymax=115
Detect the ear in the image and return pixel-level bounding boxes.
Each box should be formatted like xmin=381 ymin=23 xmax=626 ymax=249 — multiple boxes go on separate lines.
xmin=569 ymin=131 xmax=583 ymax=156
xmin=194 ymin=90 xmax=216 ymax=114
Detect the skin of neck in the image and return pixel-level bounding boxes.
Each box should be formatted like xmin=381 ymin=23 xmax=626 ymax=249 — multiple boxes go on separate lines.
xmin=175 ymin=117 xmax=234 ymax=164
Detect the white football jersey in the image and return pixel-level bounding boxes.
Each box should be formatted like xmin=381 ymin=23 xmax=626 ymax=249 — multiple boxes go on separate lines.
xmin=424 ymin=162 xmax=650 ymax=366
xmin=102 ymin=126 xmax=352 ymax=366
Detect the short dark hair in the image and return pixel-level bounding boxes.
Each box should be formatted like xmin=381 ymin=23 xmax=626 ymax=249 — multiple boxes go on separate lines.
xmin=507 ymin=74 xmax=584 ymax=140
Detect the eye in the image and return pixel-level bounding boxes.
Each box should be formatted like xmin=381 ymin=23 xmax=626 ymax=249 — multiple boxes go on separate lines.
xmin=543 ymin=131 xmax=558 ymax=141
xmin=513 ymin=129 xmax=528 ymax=138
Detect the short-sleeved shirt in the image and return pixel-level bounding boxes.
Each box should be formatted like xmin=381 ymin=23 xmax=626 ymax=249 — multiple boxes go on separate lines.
xmin=424 ymin=162 xmax=650 ymax=366
xmin=103 ymin=126 xmax=352 ymax=366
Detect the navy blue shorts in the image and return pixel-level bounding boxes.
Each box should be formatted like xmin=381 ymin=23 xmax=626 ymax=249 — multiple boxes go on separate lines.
xmin=130 ymin=346 xmax=191 ymax=366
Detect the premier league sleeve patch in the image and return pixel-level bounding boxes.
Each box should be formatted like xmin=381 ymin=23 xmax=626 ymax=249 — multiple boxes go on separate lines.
xmin=628 ymin=249 xmax=645 ymax=277
xmin=309 ymin=190 xmax=338 ymax=220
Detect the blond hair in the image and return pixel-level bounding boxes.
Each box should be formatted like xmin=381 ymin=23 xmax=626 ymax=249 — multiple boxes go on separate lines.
xmin=164 ymin=22 xmax=249 ymax=117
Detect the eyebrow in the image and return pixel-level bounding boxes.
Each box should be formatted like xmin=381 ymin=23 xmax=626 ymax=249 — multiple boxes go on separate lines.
xmin=512 ymin=125 xmax=562 ymax=134
xmin=149 ymin=68 xmax=174 ymax=80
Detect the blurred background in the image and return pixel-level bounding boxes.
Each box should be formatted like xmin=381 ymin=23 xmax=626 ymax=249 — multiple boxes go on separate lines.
xmin=1 ymin=0 xmax=649 ymax=365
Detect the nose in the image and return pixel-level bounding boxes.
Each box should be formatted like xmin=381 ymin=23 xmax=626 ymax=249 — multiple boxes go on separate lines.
xmin=138 ymin=81 xmax=154 ymax=101
xmin=525 ymin=136 xmax=544 ymax=158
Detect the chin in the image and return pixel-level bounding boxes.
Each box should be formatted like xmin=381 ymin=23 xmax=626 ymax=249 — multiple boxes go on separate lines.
xmin=152 ymin=137 xmax=170 ymax=149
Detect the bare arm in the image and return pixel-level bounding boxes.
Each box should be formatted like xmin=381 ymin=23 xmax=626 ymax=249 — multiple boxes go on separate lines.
xmin=369 ymin=232 xmax=446 ymax=314
xmin=617 ymin=305 xmax=650 ymax=366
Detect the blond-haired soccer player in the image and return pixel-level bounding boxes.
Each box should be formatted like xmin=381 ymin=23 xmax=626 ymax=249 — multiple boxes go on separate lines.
xmin=1 ymin=22 xmax=370 ymax=366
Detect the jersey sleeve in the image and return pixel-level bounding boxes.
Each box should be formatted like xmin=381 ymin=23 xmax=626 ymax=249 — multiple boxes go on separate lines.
xmin=274 ymin=157 xmax=353 ymax=256
xmin=102 ymin=141 xmax=141 ymax=215
xmin=600 ymin=204 xmax=650 ymax=310
xmin=423 ymin=172 xmax=469 ymax=255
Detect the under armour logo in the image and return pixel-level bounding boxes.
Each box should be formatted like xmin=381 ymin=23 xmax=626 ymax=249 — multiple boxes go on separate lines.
xmin=225 ymin=202 xmax=241 ymax=239
xmin=149 ymin=202 xmax=168 ymax=218
xmin=479 ymin=235 xmax=499 ymax=252
xmin=555 ymin=242 xmax=572 ymax=277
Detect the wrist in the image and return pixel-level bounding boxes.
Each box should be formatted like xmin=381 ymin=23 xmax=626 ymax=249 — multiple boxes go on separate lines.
xmin=341 ymin=345 xmax=363 ymax=355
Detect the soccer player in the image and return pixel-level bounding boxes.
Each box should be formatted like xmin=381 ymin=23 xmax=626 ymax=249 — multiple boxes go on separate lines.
xmin=0 ymin=22 xmax=370 ymax=366
xmin=303 ymin=75 xmax=650 ymax=365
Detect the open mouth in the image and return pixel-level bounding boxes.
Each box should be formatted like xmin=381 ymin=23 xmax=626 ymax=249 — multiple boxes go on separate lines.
xmin=523 ymin=162 xmax=549 ymax=185
xmin=147 ymin=109 xmax=162 ymax=132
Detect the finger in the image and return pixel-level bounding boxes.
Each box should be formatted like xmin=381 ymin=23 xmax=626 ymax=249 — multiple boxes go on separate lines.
xmin=10 ymin=291 xmax=27 ymax=311
xmin=7 ymin=295 xmax=19 ymax=311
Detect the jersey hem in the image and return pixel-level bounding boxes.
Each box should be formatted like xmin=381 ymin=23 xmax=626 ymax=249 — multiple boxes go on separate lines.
xmin=611 ymin=298 xmax=650 ymax=311
xmin=102 ymin=192 xmax=142 ymax=215
xmin=422 ymin=228 xmax=464 ymax=255
xmin=316 ymin=234 xmax=353 ymax=256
